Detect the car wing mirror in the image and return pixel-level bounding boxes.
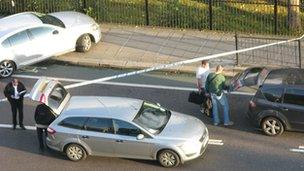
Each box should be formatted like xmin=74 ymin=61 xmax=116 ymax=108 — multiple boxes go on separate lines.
xmin=53 ymin=30 xmax=59 ymax=35
xmin=137 ymin=134 xmax=144 ymax=140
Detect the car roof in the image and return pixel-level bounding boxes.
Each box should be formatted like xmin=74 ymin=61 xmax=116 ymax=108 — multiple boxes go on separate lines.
xmin=0 ymin=12 xmax=42 ymax=40
xmin=61 ymin=96 xmax=144 ymax=122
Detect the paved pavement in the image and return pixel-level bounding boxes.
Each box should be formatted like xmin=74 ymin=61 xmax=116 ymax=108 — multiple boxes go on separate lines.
xmin=0 ymin=64 xmax=303 ymax=171
xmin=55 ymin=24 xmax=241 ymax=75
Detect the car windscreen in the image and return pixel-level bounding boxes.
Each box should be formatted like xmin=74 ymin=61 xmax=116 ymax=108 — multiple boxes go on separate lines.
xmin=133 ymin=101 xmax=171 ymax=135
xmin=34 ymin=13 xmax=65 ymax=28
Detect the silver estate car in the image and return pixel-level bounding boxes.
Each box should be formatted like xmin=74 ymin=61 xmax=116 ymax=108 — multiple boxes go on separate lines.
xmin=0 ymin=11 xmax=101 ymax=78
xmin=30 ymin=78 xmax=209 ymax=168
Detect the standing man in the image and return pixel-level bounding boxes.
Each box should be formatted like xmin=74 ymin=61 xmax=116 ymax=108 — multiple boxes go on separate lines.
xmin=4 ymin=79 xmax=27 ymax=130
xmin=196 ymin=60 xmax=210 ymax=112
xmin=205 ymin=65 xmax=233 ymax=126
xmin=34 ymin=103 xmax=56 ymax=150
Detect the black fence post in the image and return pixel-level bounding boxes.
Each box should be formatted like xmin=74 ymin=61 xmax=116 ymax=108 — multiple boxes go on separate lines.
xmin=235 ymin=32 xmax=239 ymax=66
xmin=209 ymin=0 xmax=212 ymax=30
xmin=298 ymin=39 xmax=302 ymax=68
xmin=145 ymin=0 xmax=149 ymax=26
xmin=82 ymin=0 xmax=87 ymax=12
xmin=274 ymin=0 xmax=278 ymax=34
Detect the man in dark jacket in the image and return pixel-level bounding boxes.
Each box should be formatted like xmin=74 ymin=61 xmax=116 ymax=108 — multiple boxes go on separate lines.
xmin=4 ymin=79 xmax=27 ymax=130
xmin=205 ymin=65 xmax=233 ymax=126
xmin=34 ymin=104 xmax=56 ymax=150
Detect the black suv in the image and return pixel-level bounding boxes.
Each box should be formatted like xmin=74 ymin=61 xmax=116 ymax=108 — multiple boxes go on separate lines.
xmin=230 ymin=67 xmax=304 ymax=136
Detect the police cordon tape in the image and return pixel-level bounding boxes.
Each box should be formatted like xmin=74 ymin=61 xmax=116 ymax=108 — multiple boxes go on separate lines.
xmin=0 ymin=34 xmax=303 ymax=103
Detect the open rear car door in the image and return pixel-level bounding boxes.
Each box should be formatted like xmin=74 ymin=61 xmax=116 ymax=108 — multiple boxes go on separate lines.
xmin=29 ymin=77 xmax=70 ymax=115
xmin=229 ymin=67 xmax=269 ymax=91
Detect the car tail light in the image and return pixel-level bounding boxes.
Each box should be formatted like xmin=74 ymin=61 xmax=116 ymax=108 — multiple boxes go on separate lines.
xmin=47 ymin=127 xmax=56 ymax=135
xmin=249 ymin=100 xmax=256 ymax=109
xmin=39 ymin=94 xmax=46 ymax=103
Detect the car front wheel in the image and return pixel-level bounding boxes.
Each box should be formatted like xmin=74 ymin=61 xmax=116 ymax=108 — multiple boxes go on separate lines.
xmin=0 ymin=60 xmax=15 ymax=78
xmin=158 ymin=150 xmax=181 ymax=168
xmin=261 ymin=117 xmax=284 ymax=136
xmin=65 ymin=144 xmax=87 ymax=161
xmin=76 ymin=34 xmax=92 ymax=52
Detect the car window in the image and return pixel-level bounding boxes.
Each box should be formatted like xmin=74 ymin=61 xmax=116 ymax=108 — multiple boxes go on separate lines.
xmin=8 ymin=30 xmax=30 ymax=46
xmin=262 ymin=87 xmax=284 ymax=103
xmin=59 ymin=117 xmax=87 ymax=129
xmin=1 ymin=39 xmax=11 ymax=48
xmin=34 ymin=13 xmax=65 ymax=28
xmin=29 ymin=27 xmax=54 ymax=39
xmin=264 ymin=70 xmax=284 ymax=85
xmin=85 ymin=118 xmax=114 ymax=133
xmin=284 ymin=88 xmax=304 ymax=106
xmin=113 ymin=119 xmax=141 ymax=137
xmin=48 ymin=84 xmax=67 ymax=110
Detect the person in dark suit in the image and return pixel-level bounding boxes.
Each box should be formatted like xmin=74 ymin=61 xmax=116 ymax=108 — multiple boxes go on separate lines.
xmin=4 ymin=79 xmax=27 ymax=130
xmin=34 ymin=103 xmax=56 ymax=150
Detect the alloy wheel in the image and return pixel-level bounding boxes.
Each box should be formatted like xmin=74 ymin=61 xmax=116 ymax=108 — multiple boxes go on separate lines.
xmin=0 ymin=61 xmax=14 ymax=78
xmin=66 ymin=144 xmax=85 ymax=161
xmin=262 ymin=117 xmax=284 ymax=136
xmin=83 ymin=35 xmax=92 ymax=51
xmin=158 ymin=150 xmax=180 ymax=168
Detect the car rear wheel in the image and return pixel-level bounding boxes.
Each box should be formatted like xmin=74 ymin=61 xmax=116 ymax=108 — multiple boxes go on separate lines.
xmin=261 ymin=117 xmax=284 ymax=136
xmin=158 ymin=150 xmax=180 ymax=168
xmin=76 ymin=34 xmax=92 ymax=52
xmin=65 ymin=144 xmax=87 ymax=161
xmin=0 ymin=60 xmax=15 ymax=78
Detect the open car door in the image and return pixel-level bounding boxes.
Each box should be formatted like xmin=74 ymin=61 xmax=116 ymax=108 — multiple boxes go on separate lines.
xmin=29 ymin=77 xmax=70 ymax=115
xmin=229 ymin=67 xmax=269 ymax=91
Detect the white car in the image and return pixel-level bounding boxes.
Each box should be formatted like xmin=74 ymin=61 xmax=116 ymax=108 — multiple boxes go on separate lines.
xmin=0 ymin=11 xmax=102 ymax=78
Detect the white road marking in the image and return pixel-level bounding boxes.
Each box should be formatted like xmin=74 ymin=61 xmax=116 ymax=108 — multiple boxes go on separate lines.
xmin=0 ymin=123 xmax=224 ymax=146
xmin=290 ymin=146 xmax=304 ymax=153
xmin=290 ymin=148 xmax=304 ymax=153
xmin=0 ymin=124 xmax=36 ymax=130
xmin=12 ymin=74 xmax=255 ymax=96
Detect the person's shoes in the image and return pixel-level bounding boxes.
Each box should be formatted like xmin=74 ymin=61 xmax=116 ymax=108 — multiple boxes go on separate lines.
xmin=12 ymin=125 xmax=16 ymax=130
xmin=213 ymin=122 xmax=219 ymax=126
xmin=224 ymin=121 xmax=234 ymax=126
xmin=20 ymin=125 xmax=26 ymax=130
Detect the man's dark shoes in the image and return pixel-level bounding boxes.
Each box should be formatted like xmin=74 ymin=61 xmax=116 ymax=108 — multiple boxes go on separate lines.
xmin=20 ymin=125 xmax=26 ymax=130
xmin=12 ymin=125 xmax=16 ymax=130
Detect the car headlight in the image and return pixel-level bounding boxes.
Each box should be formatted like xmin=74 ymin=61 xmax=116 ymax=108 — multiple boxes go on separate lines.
xmin=91 ymin=23 xmax=99 ymax=31
xmin=178 ymin=141 xmax=201 ymax=156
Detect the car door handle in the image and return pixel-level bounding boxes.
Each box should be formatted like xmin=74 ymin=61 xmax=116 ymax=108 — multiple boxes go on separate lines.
xmin=81 ymin=135 xmax=89 ymax=139
xmin=281 ymin=107 xmax=289 ymax=111
xmin=115 ymin=140 xmax=124 ymax=143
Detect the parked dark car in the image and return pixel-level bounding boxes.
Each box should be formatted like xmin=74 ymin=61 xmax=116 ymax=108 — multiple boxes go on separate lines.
xmin=230 ymin=67 xmax=304 ymax=136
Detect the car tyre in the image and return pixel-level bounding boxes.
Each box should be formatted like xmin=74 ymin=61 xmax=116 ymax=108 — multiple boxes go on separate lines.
xmin=76 ymin=34 xmax=92 ymax=52
xmin=158 ymin=150 xmax=180 ymax=168
xmin=0 ymin=60 xmax=15 ymax=78
xmin=261 ymin=117 xmax=284 ymax=136
xmin=65 ymin=144 xmax=87 ymax=161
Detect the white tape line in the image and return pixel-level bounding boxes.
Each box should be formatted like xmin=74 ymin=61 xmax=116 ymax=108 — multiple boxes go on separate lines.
xmin=299 ymin=146 xmax=304 ymax=149
xmin=290 ymin=148 xmax=304 ymax=153
xmin=64 ymin=34 xmax=304 ymax=89
xmin=12 ymin=74 xmax=255 ymax=96
xmin=0 ymin=124 xmax=36 ymax=130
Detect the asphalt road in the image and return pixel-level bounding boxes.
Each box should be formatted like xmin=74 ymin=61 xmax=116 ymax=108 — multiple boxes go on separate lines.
xmin=0 ymin=63 xmax=303 ymax=171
